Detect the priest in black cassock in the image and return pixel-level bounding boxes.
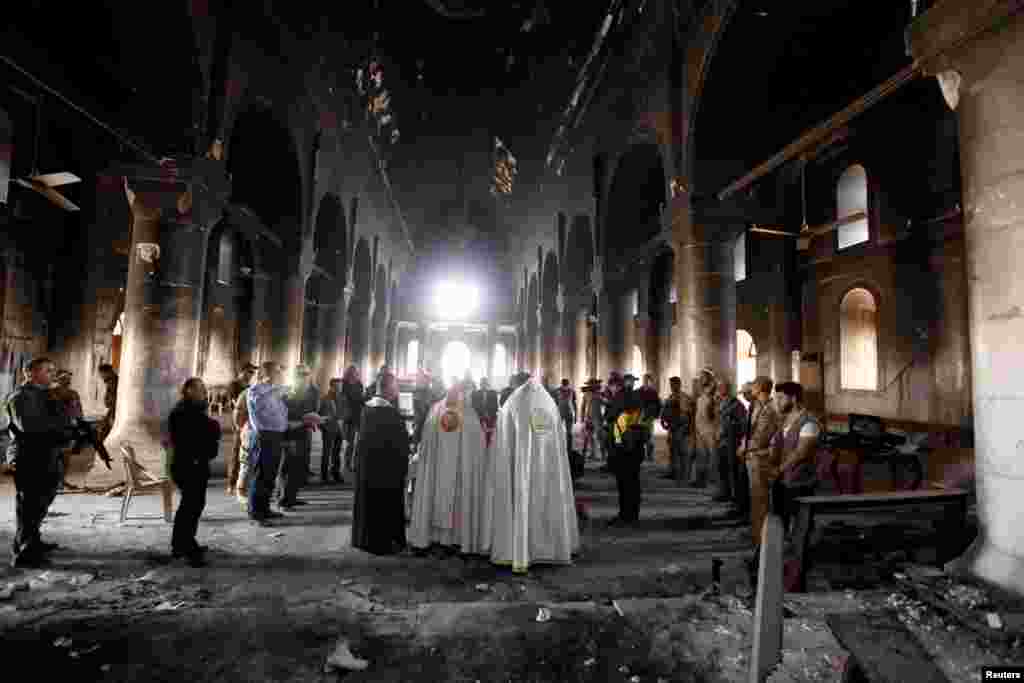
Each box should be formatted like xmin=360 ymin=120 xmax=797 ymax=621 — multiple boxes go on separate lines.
xmin=351 ymin=370 xmax=410 ymax=555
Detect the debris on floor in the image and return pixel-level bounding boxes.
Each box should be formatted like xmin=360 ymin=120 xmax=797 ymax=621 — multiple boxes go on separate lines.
xmin=324 ymin=638 xmax=369 ymax=672
xmin=154 ymin=600 xmax=188 ymax=611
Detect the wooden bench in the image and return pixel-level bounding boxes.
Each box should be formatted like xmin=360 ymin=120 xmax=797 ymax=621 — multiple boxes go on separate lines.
xmin=790 ymin=489 xmax=968 ymax=593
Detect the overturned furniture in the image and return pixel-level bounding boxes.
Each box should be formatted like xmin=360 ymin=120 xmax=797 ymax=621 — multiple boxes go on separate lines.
xmin=119 ymin=444 xmax=174 ymax=523
xmin=789 ymin=488 xmax=969 ymax=593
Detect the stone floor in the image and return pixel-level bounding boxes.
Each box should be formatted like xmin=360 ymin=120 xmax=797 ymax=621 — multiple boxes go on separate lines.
xmin=0 ymin=437 xmax=1019 ymax=681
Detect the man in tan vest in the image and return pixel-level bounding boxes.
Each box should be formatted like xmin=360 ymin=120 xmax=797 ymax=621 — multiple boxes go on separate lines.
xmin=744 ymin=376 xmax=781 ymax=550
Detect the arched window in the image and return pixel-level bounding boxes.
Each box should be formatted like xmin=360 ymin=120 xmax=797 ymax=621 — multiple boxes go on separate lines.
xmin=492 ymin=343 xmax=508 ymax=379
xmin=0 ymin=107 xmax=12 ymax=206
xmin=631 ymin=290 xmax=639 ymax=317
xmin=792 ymin=349 xmax=802 ymax=384
xmin=113 ymin=311 xmax=126 ymax=336
xmin=735 ymin=231 xmax=747 ymax=282
xmin=836 ymin=165 xmax=869 ymax=250
xmin=217 ymin=230 xmax=234 ymax=284
xmin=840 ymin=288 xmax=878 ymax=390
xmin=632 ymin=345 xmax=644 ymax=378
xmin=737 ymin=329 xmax=757 ymax=387
xmin=406 ymin=339 xmax=420 ymax=376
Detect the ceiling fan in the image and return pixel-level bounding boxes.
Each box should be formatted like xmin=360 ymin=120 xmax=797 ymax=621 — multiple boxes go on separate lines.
xmin=11 ymin=90 xmax=81 ymax=212
xmin=749 ymin=160 xmax=811 ymax=248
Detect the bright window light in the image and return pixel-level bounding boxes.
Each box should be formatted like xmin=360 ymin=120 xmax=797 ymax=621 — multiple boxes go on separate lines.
xmin=435 ymin=281 xmax=480 ymax=320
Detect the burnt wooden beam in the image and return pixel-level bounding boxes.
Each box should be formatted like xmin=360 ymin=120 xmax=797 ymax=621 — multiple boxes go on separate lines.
xmin=826 ymin=611 xmax=949 ymax=683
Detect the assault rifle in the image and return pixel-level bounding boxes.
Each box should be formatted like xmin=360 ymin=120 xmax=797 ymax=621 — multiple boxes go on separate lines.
xmin=69 ymin=419 xmax=112 ymax=470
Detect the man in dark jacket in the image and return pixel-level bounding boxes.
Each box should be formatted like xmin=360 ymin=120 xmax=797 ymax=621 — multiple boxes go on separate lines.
xmin=320 ymin=379 xmax=343 ymax=484
xmin=660 ymin=376 xmax=695 ymax=485
xmin=7 ymin=357 xmax=75 ymax=569
xmin=278 ymin=364 xmax=321 ymax=509
xmin=167 ymin=377 xmax=222 ymax=567
xmin=341 ymin=365 xmax=365 ymax=473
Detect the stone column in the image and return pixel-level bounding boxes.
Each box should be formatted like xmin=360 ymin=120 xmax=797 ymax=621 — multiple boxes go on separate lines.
xmin=532 ymin=304 xmax=543 ymax=375
xmin=485 ymin=323 xmax=496 ymax=380
xmin=622 ymin=288 xmax=637 ymax=375
xmin=672 ymin=203 xmax=737 ymax=388
xmin=909 ymin=3 xmax=1024 ymax=592
xmin=553 ymin=288 xmax=567 ymax=381
xmin=98 ymin=159 xmax=227 ymax=481
xmin=321 ymin=283 xmax=352 ymax=383
xmin=281 ymin=273 xmax=306 ymax=371
xmin=349 ymin=295 xmax=374 ymax=379
xmin=388 ymin=321 xmax=402 ymax=372
xmin=369 ymin=297 xmax=388 ymax=373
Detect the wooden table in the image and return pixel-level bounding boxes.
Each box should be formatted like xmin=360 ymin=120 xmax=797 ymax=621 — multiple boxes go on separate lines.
xmin=790 ymin=488 xmax=969 ymax=592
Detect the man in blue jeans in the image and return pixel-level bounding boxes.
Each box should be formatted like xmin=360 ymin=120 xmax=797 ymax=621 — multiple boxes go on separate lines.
xmin=246 ymin=362 xmax=290 ymax=527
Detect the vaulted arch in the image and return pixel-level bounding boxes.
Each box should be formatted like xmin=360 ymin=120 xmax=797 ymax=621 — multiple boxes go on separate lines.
xmin=314 ymin=193 xmax=347 ymax=281
xmin=565 ymin=215 xmax=594 ymax=295
xmin=228 ymin=106 xmax=303 ymax=248
xmin=605 ymin=143 xmax=666 ymax=271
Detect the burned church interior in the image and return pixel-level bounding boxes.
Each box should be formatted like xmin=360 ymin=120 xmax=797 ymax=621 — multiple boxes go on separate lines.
xmin=1 ymin=1 xmax=1023 ymax=680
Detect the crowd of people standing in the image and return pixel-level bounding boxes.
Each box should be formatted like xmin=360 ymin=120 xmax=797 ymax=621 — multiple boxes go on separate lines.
xmin=3 ymin=348 xmax=820 ymax=580
xmin=549 ymin=368 xmax=822 ymax=572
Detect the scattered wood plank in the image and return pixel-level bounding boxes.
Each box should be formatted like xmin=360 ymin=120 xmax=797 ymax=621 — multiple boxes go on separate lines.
xmin=826 ymin=611 xmax=948 ymax=683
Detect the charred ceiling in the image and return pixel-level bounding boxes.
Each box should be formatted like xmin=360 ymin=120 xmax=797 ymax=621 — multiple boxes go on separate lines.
xmin=694 ymin=0 xmax=915 ymax=196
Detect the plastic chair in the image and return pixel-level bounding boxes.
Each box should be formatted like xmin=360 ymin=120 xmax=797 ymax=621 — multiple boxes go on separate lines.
xmin=119 ymin=444 xmax=174 ymax=523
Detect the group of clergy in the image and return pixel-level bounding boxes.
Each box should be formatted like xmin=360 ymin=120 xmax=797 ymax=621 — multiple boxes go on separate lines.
xmin=350 ymin=370 xmax=581 ymax=574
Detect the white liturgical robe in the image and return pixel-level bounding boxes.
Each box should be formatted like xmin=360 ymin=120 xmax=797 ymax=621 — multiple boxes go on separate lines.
xmin=408 ymin=394 xmax=490 ymax=553
xmin=488 ymin=379 xmax=580 ymax=573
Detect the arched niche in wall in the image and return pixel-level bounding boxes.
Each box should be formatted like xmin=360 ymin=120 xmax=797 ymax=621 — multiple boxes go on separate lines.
xmin=604 ymin=143 xmax=666 ymax=270
xmin=314 ymin=193 xmax=347 ymax=288
xmin=302 ymin=274 xmax=328 ymax=370
xmin=198 ymin=221 xmax=255 ymax=391
xmin=840 ymin=286 xmax=879 ymax=392
xmin=348 ymin=237 xmax=374 ymax=375
xmin=565 ymin=215 xmax=594 ymax=296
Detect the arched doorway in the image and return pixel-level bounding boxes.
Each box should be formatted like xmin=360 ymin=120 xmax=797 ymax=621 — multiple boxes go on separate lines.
xmin=442 ymin=340 xmax=472 ymax=387
xmin=492 ymin=342 xmax=508 ymax=380
xmin=199 ymin=222 xmax=255 ymax=398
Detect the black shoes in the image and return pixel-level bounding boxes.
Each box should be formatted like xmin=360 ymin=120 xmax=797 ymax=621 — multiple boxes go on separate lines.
xmin=171 ymin=544 xmax=209 ymax=559
xmin=11 ymin=552 xmax=50 ymax=569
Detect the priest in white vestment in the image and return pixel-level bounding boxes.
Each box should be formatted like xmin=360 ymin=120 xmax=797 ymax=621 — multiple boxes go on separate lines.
xmin=488 ymin=378 xmax=580 ymax=573
xmin=408 ymin=383 xmax=491 ymax=554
